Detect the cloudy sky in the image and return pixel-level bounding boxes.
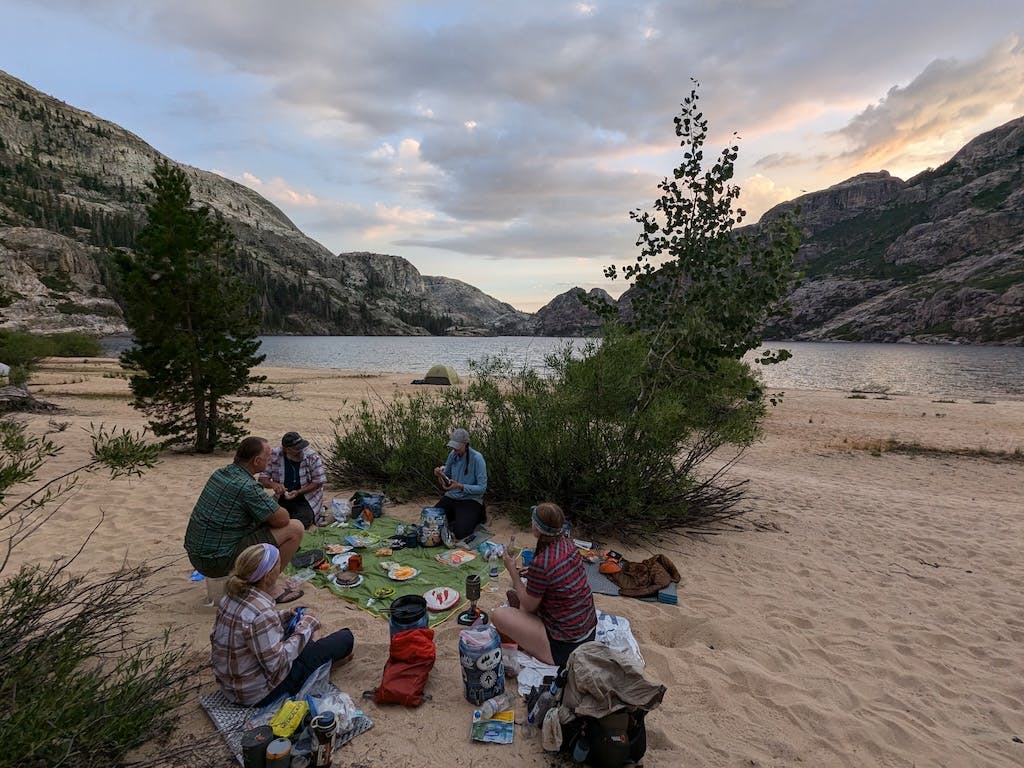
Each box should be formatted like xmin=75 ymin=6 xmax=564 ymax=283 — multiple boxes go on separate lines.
xmin=2 ymin=1 xmax=1023 ymax=310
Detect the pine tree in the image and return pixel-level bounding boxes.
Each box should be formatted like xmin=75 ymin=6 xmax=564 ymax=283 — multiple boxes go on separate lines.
xmin=116 ymin=160 xmax=265 ymax=452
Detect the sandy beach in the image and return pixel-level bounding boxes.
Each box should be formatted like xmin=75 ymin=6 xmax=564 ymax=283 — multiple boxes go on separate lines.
xmin=8 ymin=359 xmax=1024 ymax=767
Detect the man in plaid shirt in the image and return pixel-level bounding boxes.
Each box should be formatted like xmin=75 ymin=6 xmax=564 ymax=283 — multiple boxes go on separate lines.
xmin=185 ymin=437 xmax=305 ymax=588
xmin=258 ymin=431 xmax=327 ymax=528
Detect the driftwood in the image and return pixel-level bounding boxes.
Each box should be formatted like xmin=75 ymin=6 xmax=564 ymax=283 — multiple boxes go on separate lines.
xmin=0 ymin=385 xmax=58 ymax=414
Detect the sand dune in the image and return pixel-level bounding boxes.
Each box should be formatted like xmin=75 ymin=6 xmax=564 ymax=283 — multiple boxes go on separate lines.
xmin=7 ymin=360 xmax=1023 ymax=767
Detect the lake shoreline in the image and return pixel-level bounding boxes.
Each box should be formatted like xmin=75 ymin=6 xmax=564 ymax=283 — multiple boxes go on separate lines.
xmin=96 ymin=336 xmax=1024 ymax=400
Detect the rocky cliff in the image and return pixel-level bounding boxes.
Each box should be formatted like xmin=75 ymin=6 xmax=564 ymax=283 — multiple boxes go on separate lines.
xmin=754 ymin=119 xmax=1024 ymax=344
xmin=0 ymin=70 xmax=532 ymax=337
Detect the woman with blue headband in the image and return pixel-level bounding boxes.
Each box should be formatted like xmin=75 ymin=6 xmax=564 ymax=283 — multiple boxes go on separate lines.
xmin=210 ymin=543 xmax=355 ymax=706
xmin=491 ymin=502 xmax=597 ymax=666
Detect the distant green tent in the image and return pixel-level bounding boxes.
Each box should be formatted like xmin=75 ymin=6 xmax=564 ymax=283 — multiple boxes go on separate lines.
xmin=423 ymin=364 xmax=460 ymax=385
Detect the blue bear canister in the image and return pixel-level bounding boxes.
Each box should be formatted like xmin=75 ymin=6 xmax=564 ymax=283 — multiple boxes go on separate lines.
xmin=458 ymin=624 xmax=505 ymax=704
xmin=419 ymin=507 xmax=446 ymax=547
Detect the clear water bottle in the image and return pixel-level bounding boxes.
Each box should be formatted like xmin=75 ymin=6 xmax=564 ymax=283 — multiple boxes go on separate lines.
xmin=486 ymin=554 xmax=500 ymax=591
xmin=475 ymin=691 xmax=518 ymax=720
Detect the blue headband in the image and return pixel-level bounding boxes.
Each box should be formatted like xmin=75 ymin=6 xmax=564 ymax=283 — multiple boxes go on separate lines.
xmin=531 ymin=506 xmax=562 ymax=536
xmin=247 ymin=543 xmax=280 ymax=583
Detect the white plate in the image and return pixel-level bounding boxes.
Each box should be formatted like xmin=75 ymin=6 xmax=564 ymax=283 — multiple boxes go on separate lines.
xmin=424 ymin=587 xmax=460 ymax=611
xmin=328 ymin=573 xmax=364 ymax=589
xmin=387 ymin=567 xmax=420 ymax=582
xmin=331 ymin=553 xmax=356 ymax=567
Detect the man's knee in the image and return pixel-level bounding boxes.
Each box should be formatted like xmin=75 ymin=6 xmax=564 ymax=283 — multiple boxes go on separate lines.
xmin=270 ymin=519 xmax=303 ymax=546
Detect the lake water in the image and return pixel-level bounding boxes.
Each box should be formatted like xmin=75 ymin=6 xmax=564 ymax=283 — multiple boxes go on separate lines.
xmin=100 ymin=336 xmax=1024 ymax=399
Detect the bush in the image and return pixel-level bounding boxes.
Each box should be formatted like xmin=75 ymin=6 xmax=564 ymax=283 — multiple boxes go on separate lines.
xmin=327 ymin=337 xmax=764 ymax=540
xmin=0 ymin=330 xmax=102 ymax=393
xmin=0 ymin=419 xmax=194 ymax=767
xmin=45 ymin=331 xmax=104 ymax=357
xmin=0 ymin=564 xmax=194 ymax=767
xmin=0 ymin=329 xmax=102 ymax=366
xmin=326 ymin=387 xmax=476 ymax=497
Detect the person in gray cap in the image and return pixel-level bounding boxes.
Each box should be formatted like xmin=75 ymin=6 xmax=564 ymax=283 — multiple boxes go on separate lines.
xmin=258 ymin=431 xmax=326 ymax=529
xmin=433 ymin=427 xmax=488 ymax=540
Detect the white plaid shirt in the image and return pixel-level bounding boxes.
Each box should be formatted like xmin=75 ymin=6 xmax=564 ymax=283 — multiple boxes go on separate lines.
xmin=210 ymin=587 xmax=320 ymax=705
xmin=260 ymin=446 xmax=327 ymax=522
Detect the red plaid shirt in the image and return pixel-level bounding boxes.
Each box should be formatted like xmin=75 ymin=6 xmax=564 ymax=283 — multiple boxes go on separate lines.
xmin=210 ymin=587 xmax=320 ymax=705
xmin=526 ymin=535 xmax=597 ymax=643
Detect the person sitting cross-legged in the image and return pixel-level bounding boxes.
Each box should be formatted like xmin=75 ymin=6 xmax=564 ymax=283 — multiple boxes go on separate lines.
xmin=210 ymin=543 xmax=355 ymax=707
xmin=432 ymin=426 xmax=487 ymax=541
xmin=258 ymin=431 xmax=326 ymax=529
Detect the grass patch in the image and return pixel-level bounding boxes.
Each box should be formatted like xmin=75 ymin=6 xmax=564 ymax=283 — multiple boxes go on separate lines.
xmin=848 ymin=439 xmax=1024 ymax=463
xmin=55 ymin=301 xmax=122 ymax=317
xmin=963 ymin=270 xmax=1024 ymax=292
xmin=850 ymin=385 xmax=890 ymax=394
xmin=43 ymin=391 xmax=132 ymax=400
xmin=932 ymin=398 xmax=957 ymax=403
xmin=847 ymin=393 xmax=867 ymax=399
xmin=38 ymin=272 xmax=75 ymax=293
xmin=972 ymin=399 xmax=995 ymax=404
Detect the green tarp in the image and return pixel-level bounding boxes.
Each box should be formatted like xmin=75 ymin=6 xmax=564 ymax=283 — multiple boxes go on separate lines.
xmin=286 ymin=516 xmax=501 ymax=627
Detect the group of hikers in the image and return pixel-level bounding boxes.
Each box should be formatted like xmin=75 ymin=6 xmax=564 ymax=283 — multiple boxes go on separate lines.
xmin=184 ymin=428 xmax=597 ymax=707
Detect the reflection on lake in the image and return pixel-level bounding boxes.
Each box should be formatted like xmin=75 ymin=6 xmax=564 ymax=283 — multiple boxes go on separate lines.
xmin=100 ymin=336 xmax=1024 ymax=399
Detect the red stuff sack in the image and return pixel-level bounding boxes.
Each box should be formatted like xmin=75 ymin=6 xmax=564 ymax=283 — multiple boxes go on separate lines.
xmin=371 ymin=627 xmax=436 ymax=706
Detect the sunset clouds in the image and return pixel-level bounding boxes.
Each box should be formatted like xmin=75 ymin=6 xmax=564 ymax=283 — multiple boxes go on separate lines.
xmin=3 ymin=1 xmax=1022 ymax=309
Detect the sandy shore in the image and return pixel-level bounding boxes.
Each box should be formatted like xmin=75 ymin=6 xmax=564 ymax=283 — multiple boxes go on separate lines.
xmin=7 ymin=359 xmax=1024 ymax=767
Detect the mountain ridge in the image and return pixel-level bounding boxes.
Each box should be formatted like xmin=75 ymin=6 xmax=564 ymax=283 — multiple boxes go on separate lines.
xmin=1 ymin=69 xmax=1021 ymax=344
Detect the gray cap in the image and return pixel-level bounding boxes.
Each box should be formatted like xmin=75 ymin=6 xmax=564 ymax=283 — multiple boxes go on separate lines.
xmin=446 ymin=427 xmax=470 ymax=448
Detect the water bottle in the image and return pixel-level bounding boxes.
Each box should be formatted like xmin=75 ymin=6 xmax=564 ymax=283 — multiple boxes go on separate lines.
xmin=475 ymin=691 xmax=518 ymax=720
xmin=310 ymin=711 xmax=336 ymax=768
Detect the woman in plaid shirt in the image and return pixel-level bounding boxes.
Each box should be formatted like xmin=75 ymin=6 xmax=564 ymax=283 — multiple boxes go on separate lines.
xmin=210 ymin=544 xmax=354 ymax=706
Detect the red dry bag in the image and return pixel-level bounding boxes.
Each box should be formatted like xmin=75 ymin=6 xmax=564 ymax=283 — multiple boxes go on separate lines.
xmin=371 ymin=627 xmax=436 ymax=706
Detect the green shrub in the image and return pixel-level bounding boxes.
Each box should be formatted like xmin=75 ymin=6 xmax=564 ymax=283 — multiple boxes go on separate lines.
xmin=38 ymin=271 xmax=75 ymax=293
xmin=0 ymin=420 xmax=191 ymax=767
xmin=327 ymin=335 xmax=766 ymax=539
xmin=327 ymin=386 xmax=475 ymax=497
xmin=0 ymin=564 xmax=194 ymax=767
xmin=46 ymin=331 xmax=103 ymax=357
xmin=0 ymin=330 xmax=102 ymax=393
xmin=0 ymin=329 xmax=102 ymax=367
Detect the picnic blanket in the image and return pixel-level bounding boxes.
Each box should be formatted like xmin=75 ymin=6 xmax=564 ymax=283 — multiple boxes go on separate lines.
xmin=584 ymin=560 xmax=678 ymax=605
xmin=288 ymin=518 xmax=500 ymax=626
xmin=514 ymin=611 xmax=644 ymax=694
xmin=199 ymin=675 xmax=373 ymax=765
